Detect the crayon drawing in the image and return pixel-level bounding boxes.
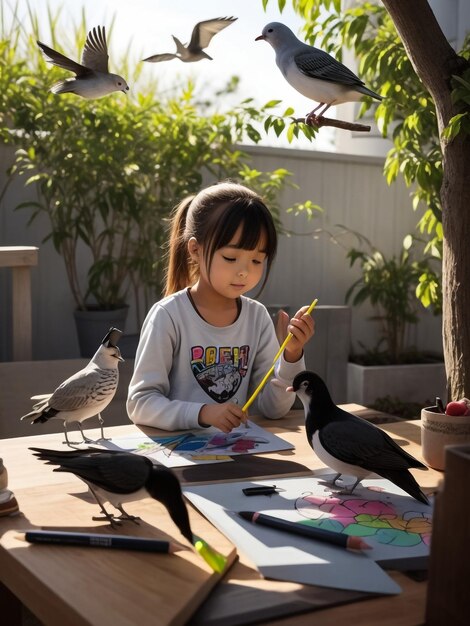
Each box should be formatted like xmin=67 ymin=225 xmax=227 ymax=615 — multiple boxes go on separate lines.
xmin=184 ymin=474 xmax=433 ymax=575
xmin=294 ymin=492 xmax=432 ymax=548
xmin=108 ymin=421 xmax=294 ymax=467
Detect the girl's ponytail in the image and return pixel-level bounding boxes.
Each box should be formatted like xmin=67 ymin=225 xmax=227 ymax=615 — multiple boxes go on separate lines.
xmin=164 ymin=196 xmax=197 ymax=296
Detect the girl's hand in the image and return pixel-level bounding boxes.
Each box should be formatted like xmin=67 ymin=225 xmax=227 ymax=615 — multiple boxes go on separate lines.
xmin=280 ymin=305 xmax=315 ymax=363
xmin=198 ymin=402 xmax=246 ymax=433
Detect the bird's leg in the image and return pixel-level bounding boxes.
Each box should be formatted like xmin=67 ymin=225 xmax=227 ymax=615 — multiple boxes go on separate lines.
xmin=97 ymin=413 xmax=111 ymax=441
xmin=88 ymin=487 xmax=122 ymax=527
xmin=77 ymin=422 xmax=103 ymax=443
xmin=330 ymin=472 xmax=342 ymax=486
xmin=306 ymin=102 xmax=332 ymax=125
xmin=115 ymin=504 xmax=140 ymax=524
xmin=63 ymin=421 xmax=82 ymax=447
xmin=306 ymin=102 xmax=325 ymax=125
xmin=77 ymin=422 xmax=95 ymax=444
xmin=337 ymin=477 xmax=362 ymax=495
xmin=316 ymin=103 xmax=331 ymax=120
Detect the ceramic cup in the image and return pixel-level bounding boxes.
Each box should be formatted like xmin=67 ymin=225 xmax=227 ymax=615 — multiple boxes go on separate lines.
xmin=421 ymin=406 xmax=470 ymax=470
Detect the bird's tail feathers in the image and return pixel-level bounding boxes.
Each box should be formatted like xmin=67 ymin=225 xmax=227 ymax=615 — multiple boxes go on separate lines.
xmin=21 ymin=409 xmax=43 ymax=421
xmin=50 ymin=79 xmax=77 ymax=95
xmin=31 ymin=394 xmax=52 ymax=402
xmin=382 ymin=469 xmax=430 ymax=505
xmin=357 ymin=85 xmax=382 ymax=101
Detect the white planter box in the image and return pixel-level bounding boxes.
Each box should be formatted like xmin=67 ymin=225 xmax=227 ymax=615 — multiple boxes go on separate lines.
xmin=347 ymin=362 xmax=447 ymax=406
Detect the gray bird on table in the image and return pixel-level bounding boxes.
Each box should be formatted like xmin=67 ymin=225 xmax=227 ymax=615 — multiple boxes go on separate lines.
xmin=29 ymin=447 xmax=194 ymax=544
xmin=143 ymin=16 xmax=237 ymax=63
xmin=288 ymin=371 xmax=429 ymax=505
xmin=21 ymin=328 xmax=124 ymax=446
xmin=37 ymin=25 xmax=129 ymax=98
xmin=256 ymin=22 xmax=382 ymax=123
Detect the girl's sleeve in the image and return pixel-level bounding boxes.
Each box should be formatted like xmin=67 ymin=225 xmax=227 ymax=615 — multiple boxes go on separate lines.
xmin=251 ymin=312 xmax=306 ymax=419
xmin=126 ymin=306 xmax=204 ymax=430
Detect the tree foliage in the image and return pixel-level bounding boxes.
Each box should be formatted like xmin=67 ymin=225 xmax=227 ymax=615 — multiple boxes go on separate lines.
xmin=1 ymin=8 xmax=318 ymax=320
xmin=263 ymin=0 xmax=470 ymax=312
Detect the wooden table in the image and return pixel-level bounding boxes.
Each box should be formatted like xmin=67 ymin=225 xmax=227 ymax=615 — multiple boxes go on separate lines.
xmin=0 ymin=408 xmax=440 ymax=626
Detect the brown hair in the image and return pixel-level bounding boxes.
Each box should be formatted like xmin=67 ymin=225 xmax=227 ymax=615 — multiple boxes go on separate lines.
xmin=164 ymin=181 xmax=277 ymax=296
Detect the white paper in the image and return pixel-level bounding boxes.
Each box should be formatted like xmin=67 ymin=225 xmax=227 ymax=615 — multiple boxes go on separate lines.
xmin=182 ymin=474 xmax=433 ymax=594
xmin=107 ymin=420 xmax=294 ymax=468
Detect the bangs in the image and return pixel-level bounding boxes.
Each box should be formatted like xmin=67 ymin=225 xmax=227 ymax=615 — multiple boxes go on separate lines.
xmin=206 ymin=199 xmax=277 ymax=262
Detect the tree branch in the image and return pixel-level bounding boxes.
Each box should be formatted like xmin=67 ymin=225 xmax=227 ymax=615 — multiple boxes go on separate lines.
xmin=292 ymin=116 xmax=372 ymax=132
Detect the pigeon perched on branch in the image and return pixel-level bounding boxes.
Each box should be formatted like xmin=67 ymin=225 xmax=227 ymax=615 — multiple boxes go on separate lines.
xmin=30 ymin=447 xmax=194 ymax=543
xmin=143 ymin=17 xmax=237 ymax=63
xmin=256 ymin=22 xmax=382 ymax=123
xmin=37 ymin=26 xmax=129 ymax=98
xmin=288 ymin=371 xmax=429 ymax=505
xmin=21 ymin=328 xmax=124 ymax=446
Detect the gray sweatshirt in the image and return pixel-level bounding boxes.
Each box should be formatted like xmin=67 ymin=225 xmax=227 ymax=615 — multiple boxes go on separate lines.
xmin=127 ymin=289 xmax=306 ymax=430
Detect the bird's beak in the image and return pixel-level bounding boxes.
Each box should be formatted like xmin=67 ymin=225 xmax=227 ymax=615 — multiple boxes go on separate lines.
xmin=116 ymin=354 xmax=125 ymax=362
xmin=286 ymin=386 xmax=294 ymax=393
xmin=255 ymin=34 xmax=265 ymax=41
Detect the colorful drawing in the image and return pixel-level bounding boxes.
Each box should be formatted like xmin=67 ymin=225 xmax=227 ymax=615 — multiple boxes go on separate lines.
xmin=108 ymin=421 xmax=294 ymax=468
xmin=295 ymin=490 xmax=432 ymax=547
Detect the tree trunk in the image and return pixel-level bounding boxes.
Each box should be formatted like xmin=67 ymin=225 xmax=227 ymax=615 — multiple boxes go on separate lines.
xmin=382 ymin=0 xmax=470 ymax=399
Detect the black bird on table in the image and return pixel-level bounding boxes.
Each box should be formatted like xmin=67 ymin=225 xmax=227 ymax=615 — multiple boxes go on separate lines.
xmin=30 ymin=447 xmax=194 ymax=543
xmin=288 ymin=371 xmax=429 ymax=505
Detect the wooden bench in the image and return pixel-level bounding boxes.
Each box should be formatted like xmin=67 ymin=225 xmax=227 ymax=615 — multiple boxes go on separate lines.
xmin=0 ymin=246 xmax=38 ymax=361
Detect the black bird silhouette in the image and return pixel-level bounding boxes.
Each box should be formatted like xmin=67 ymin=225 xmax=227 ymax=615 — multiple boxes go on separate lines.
xmin=289 ymin=371 xmax=429 ymax=505
xmin=30 ymin=447 xmax=194 ymax=542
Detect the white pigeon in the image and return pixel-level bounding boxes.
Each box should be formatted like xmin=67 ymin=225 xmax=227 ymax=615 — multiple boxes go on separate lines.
xmin=256 ymin=22 xmax=382 ymax=121
xmin=21 ymin=328 xmax=124 ymax=445
xmin=143 ymin=16 xmax=237 ymax=63
xmin=37 ymin=26 xmax=129 ymax=99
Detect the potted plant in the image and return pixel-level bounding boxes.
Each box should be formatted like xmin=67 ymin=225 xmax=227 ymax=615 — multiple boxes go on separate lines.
xmin=344 ymin=234 xmax=446 ymax=406
xmin=3 ymin=15 xmax=314 ymax=357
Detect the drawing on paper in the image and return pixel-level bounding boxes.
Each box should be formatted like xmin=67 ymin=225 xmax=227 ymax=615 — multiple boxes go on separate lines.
xmin=294 ymin=490 xmax=432 ymax=547
xmin=109 ymin=420 xmax=294 ymax=468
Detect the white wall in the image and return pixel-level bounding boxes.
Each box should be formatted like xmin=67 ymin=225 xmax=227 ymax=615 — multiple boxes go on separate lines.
xmin=0 ymin=143 xmax=443 ymax=361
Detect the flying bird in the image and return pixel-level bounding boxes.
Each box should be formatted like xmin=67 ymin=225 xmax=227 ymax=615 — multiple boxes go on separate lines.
xmin=256 ymin=22 xmax=382 ymax=122
xmin=289 ymin=371 xmax=429 ymax=504
xmin=21 ymin=328 xmax=124 ymax=446
xmin=29 ymin=447 xmax=193 ymax=543
xmin=143 ymin=16 xmax=237 ymax=63
xmin=37 ymin=26 xmax=129 ymax=98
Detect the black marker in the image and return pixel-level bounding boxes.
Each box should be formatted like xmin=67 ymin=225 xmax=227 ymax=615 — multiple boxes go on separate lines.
xmin=20 ymin=530 xmax=188 ymax=553
xmin=238 ymin=511 xmax=371 ymax=550
xmin=242 ymin=485 xmax=278 ymax=496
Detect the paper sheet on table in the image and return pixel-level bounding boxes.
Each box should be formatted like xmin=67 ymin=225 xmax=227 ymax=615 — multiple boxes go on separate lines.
xmin=182 ymin=474 xmax=434 ymax=594
xmin=107 ymin=420 xmax=294 ymax=468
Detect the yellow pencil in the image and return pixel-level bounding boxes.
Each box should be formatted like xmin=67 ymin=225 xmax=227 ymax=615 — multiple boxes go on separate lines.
xmin=242 ymin=298 xmax=318 ymax=413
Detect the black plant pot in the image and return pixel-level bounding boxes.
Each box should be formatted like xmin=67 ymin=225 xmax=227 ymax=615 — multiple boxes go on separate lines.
xmin=74 ymin=306 xmax=129 ymax=358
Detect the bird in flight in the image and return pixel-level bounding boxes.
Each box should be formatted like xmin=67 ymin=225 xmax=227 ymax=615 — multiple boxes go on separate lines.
xmin=37 ymin=26 xmax=129 ymax=99
xmin=143 ymin=16 xmax=237 ymax=63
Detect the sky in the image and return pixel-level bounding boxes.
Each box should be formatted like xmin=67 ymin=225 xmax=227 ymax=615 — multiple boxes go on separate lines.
xmin=9 ymin=0 xmax=335 ymax=150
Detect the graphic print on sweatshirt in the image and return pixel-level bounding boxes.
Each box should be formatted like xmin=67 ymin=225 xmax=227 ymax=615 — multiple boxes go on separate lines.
xmin=190 ymin=345 xmax=249 ymax=403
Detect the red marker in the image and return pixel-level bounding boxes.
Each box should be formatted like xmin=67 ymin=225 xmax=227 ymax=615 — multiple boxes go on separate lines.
xmin=238 ymin=511 xmax=371 ymax=551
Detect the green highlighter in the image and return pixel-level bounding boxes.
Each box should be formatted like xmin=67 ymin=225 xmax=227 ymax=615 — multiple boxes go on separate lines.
xmin=193 ymin=535 xmax=227 ymax=573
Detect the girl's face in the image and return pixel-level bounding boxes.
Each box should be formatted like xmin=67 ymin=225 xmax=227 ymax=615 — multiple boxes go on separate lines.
xmin=190 ymin=225 xmax=268 ymax=299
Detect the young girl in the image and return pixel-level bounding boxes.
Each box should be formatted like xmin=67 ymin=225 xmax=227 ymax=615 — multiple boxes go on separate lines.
xmin=127 ymin=181 xmax=315 ymax=432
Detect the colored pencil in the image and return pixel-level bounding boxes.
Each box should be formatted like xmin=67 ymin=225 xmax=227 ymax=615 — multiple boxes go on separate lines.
xmin=242 ymin=298 xmax=318 ymax=412
xmin=238 ymin=511 xmax=371 ymax=551
xmin=20 ymin=530 xmax=187 ymax=553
